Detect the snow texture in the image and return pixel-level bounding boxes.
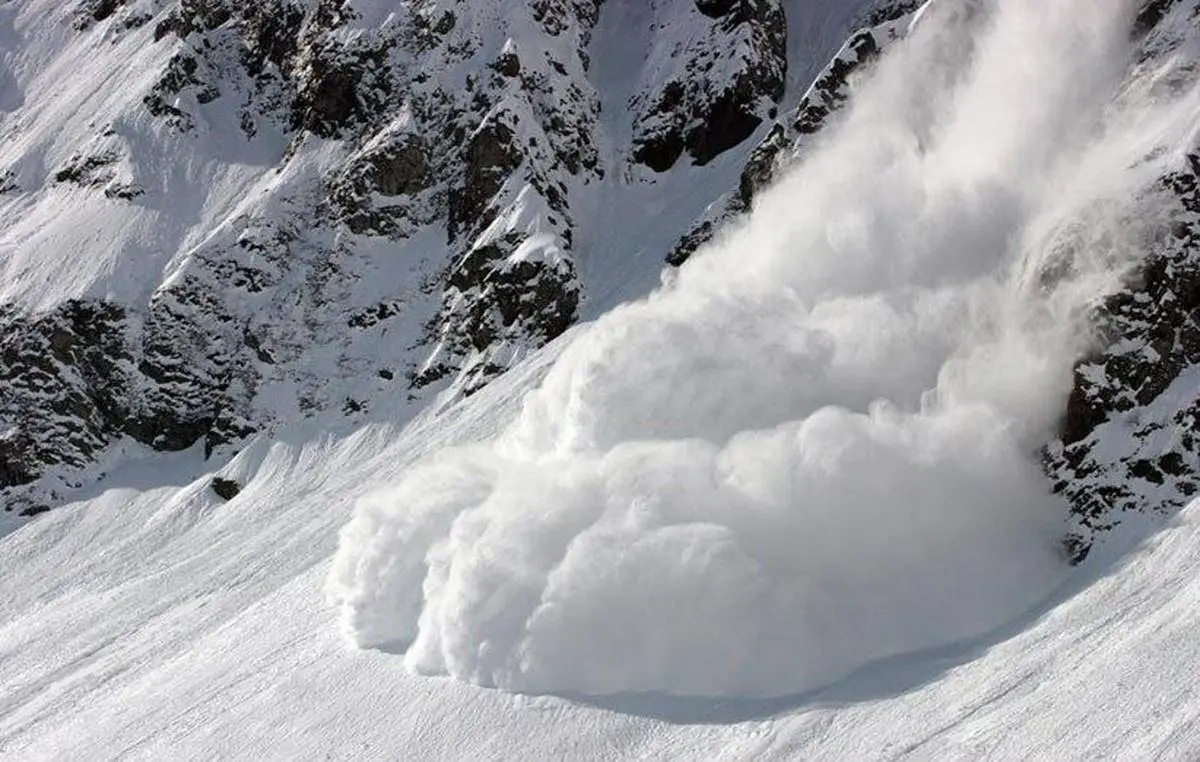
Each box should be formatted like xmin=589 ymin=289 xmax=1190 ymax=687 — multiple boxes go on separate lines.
xmin=329 ymin=0 xmax=1200 ymax=698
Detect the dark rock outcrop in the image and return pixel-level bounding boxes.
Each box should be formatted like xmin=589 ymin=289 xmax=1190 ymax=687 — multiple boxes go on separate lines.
xmin=669 ymin=11 xmax=904 ymax=265
xmin=1134 ymin=0 xmax=1184 ymax=38
xmin=1046 ymin=154 xmax=1200 ymax=556
xmin=0 ymin=292 xmax=255 ymax=510
xmin=418 ymin=232 xmax=580 ymax=393
xmin=211 ymin=476 xmax=242 ymax=500
xmin=632 ymin=0 xmax=787 ymax=172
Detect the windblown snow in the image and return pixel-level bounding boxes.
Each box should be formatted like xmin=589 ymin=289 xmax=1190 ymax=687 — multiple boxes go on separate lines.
xmin=6 ymin=0 xmax=1200 ymax=757
xmin=329 ymin=0 xmax=1200 ymax=698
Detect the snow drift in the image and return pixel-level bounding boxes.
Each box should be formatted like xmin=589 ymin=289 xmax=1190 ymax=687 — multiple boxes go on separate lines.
xmin=329 ymin=0 xmax=1200 ymax=698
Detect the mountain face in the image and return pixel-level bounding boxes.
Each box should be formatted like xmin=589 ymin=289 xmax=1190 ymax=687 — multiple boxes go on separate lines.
xmin=0 ymin=0 xmax=879 ymax=514
xmin=0 ymin=0 xmax=1197 ymax=563
xmin=6 ymin=0 xmax=1200 ymax=754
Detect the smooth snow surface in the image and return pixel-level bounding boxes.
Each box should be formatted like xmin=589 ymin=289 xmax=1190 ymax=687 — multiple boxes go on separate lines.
xmin=330 ymin=0 xmax=1200 ymax=698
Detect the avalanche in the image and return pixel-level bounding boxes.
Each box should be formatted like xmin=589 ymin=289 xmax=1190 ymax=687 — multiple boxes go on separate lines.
xmin=4 ymin=0 xmax=1200 ymax=757
xmin=329 ymin=0 xmax=1200 ymax=699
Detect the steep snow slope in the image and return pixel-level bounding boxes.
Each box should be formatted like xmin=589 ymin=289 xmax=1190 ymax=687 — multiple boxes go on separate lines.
xmin=1 ymin=350 xmax=1199 ymax=759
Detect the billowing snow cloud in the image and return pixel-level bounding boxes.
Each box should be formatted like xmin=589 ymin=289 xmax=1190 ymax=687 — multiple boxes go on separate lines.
xmin=329 ymin=0 xmax=1200 ymax=698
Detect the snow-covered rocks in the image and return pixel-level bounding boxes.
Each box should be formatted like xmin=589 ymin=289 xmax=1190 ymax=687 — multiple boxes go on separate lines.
xmin=629 ymin=0 xmax=787 ymax=172
xmin=1047 ymin=156 xmax=1200 ymax=559
xmin=1042 ymin=0 xmax=1200 ymax=557
xmin=0 ymin=0 xmax=886 ymax=513
xmin=669 ymin=1 xmax=917 ymax=264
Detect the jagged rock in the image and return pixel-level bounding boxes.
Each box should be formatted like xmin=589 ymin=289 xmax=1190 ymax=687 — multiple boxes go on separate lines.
xmin=76 ymin=0 xmax=126 ymax=25
xmin=794 ymin=29 xmax=880 ymax=135
xmin=165 ymin=0 xmax=235 ymax=37
xmin=694 ymin=0 xmax=735 ymax=19
xmin=104 ymin=183 xmax=145 ymax=200
xmin=74 ymin=0 xmax=152 ymax=29
xmin=211 ymin=477 xmax=242 ymax=500
xmin=1 ymin=301 xmax=133 ymax=494
xmin=1134 ymin=0 xmax=1183 ymax=37
xmin=144 ymin=52 xmax=219 ymax=127
xmin=449 ymin=120 xmax=523 ymax=240
xmin=1045 ymin=153 xmax=1200 ymax=554
xmin=54 ymin=151 xmax=119 ymax=186
xmin=862 ymin=0 xmax=922 ymax=26
xmin=0 ymin=289 xmax=259 ymax=508
xmin=631 ymin=0 xmax=787 ymax=172
xmin=492 ymin=49 xmax=522 ymax=78
xmin=0 ymin=434 xmax=37 ymax=489
xmin=370 ymin=141 xmax=429 ymax=197
xmin=328 ymin=132 xmax=435 ymax=236
xmin=669 ymin=8 xmax=910 ymax=264
xmin=418 ymin=230 xmax=580 ymax=393
xmin=348 ymin=301 xmax=405 ymax=330
xmin=292 ymin=41 xmax=390 ymax=137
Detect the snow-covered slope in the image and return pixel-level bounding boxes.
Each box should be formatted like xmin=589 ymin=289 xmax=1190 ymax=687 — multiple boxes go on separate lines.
xmin=324 ymin=0 xmax=1200 ymax=701
xmin=1 ymin=347 xmax=1199 ymax=759
xmin=6 ymin=0 xmax=1200 ymax=757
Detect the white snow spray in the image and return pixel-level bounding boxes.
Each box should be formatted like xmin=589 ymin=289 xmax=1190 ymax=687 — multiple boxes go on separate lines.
xmin=329 ymin=0 xmax=1200 ymax=698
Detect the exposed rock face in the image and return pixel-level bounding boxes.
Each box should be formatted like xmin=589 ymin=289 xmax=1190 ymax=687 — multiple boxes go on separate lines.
xmin=0 ymin=303 xmax=131 ymax=497
xmin=421 ymin=229 xmax=581 ymax=393
xmin=0 ymin=297 xmax=253 ymax=514
xmin=631 ymin=0 xmax=787 ymax=172
xmin=1046 ymin=156 xmax=1200 ymax=560
xmin=1134 ymin=0 xmax=1184 ymax=37
xmin=211 ymin=476 xmax=242 ymax=500
xmin=327 ymin=132 xmax=434 ymax=237
xmin=3 ymin=0 xmax=609 ymax=510
xmin=669 ymin=6 xmax=910 ymax=265
xmin=1033 ymin=0 xmax=1200 ymax=559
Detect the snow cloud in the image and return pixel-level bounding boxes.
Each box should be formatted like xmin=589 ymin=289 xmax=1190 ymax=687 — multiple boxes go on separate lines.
xmin=329 ymin=0 xmax=1200 ymax=698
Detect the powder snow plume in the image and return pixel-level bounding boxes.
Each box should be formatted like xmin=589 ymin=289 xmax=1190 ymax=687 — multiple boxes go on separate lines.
xmin=329 ymin=0 xmax=1200 ymax=698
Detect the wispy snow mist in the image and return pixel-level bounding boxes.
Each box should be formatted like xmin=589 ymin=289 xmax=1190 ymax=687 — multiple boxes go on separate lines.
xmin=329 ymin=0 xmax=1200 ymax=698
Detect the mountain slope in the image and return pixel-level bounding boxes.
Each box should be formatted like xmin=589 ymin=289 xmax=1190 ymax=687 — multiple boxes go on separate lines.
xmin=6 ymin=0 xmax=1195 ymax=560
xmin=0 ymin=353 xmax=1198 ymax=759
xmin=4 ymin=0 xmax=1200 ymax=757
xmin=0 ymin=0 xmax=876 ymax=515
